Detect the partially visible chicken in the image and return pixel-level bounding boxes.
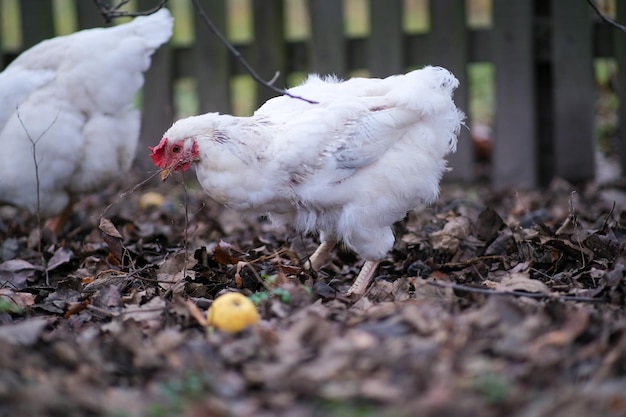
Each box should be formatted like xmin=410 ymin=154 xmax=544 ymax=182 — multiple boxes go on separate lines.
xmin=151 ymin=66 xmax=464 ymax=295
xmin=0 ymin=9 xmax=173 ymax=233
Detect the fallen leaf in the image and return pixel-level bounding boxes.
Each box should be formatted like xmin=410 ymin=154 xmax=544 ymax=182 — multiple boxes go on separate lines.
xmin=475 ymin=207 xmax=505 ymax=241
xmin=46 ymin=247 xmax=73 ymax=271
xmin=186 ymin=298 xmax=208 ymax=327
xmin=0 ymin=317 xmax=48 ymax=345
xmin=121 ymin=297 xmax=166 ymax=325
xmin=0 ymin=259 xmax=41 ymax=289
xmin=496 ymin=272 xmax=549 ymax=294
xmin=430 ymin=216 xmax=471 ymax=253
xmin=214 ymin=240 xmax=244 ymax=265
xmin=99 ymin=217 xmax=124 ymax=239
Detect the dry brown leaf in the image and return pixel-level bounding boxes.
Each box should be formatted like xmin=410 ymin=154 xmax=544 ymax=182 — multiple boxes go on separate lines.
xmin=99 ymin=218 xmax=125 ymax=264
xmin=186 ymin=298 xmax=208 ymax=327
xmin=0 ymin=317 xmax=48 ymax=346
xmin=530 ymin=307 xmax=590 ymax=352
xmin=495 ymin=272 xmax=549 ymax=294
xmin=214 ymin=240 xmax=244 ymax=265
xmin=430 ymin=216 xmax=471 ymax=253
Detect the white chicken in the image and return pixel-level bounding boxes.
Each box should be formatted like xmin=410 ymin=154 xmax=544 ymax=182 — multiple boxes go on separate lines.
xmin=0 ymin=9 xmax=173 ymax=233
xmin=151 ymin=66 xmax=464 ymax=295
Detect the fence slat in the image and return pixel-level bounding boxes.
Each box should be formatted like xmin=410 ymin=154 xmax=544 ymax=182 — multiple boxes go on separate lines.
xmin=136 ymin=2 xmax=173 ymax=173
xmin=551 ymin=0 xmax=595 ymax=181
xmin=0 ymin=2 xmax=4 ymax=68
xmin=194 ymin=0 xmax=231 ymax=114
xmin=308 ymin=0 xmax=346 ymax=76
xmin=252 ymin=0 xmax=287 ymax=106
xmin=615 ymin=1 xmax=626 ymax=175
xmin=492 ymin=0 xmax=536 ymax=188
xmin=368 ymin=0 xmax=403 ymax=77
xmin=20 ymin=0 xmax=55 ymax=48
xmin=428 ymin=0 xmax=473 ymax=181
xmin=76 ymin=1 xmax=107 ymax=30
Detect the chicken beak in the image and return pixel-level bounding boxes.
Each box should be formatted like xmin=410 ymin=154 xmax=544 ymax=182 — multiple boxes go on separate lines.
xmin=159 ymin=168 xmax=172 ymax=182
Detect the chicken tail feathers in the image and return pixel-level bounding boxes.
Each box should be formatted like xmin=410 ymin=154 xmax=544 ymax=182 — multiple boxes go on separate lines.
xmin=124 ymin=8 xmax=173 ymax=50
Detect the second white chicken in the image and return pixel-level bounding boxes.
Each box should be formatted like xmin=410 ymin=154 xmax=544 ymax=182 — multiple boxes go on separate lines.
xmin=0 ymin=8 xmax=173 ymax=233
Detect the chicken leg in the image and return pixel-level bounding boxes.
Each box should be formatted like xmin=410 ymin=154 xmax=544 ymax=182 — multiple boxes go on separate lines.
xmin=305 ymin=239 xmax=337 ymax=271
xmin=346 ymin=260 xmax=379 ymax=295
xmin=306 ymin=239 xmax=378 ymax=296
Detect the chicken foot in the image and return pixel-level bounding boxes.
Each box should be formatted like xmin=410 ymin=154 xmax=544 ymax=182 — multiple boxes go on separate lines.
xmin=346 ymin=260 xmax=379 ymax=295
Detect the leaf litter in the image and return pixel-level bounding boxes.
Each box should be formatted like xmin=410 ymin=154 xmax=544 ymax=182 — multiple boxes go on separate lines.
xmin=1 ymin=177 xmax=626 ymax=416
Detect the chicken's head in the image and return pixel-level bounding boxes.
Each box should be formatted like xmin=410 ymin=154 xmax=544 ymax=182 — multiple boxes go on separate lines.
xmin=150 ymin=137 xmax=199 ymax=181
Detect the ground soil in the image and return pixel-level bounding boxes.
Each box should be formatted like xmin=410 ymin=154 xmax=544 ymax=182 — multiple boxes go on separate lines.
xmin=1 ymin=176 xmax=626 ymax=417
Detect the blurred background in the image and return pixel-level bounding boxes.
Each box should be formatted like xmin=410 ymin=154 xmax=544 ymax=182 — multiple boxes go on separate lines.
xmin=0 ymin=0 xmax=621 ymax=188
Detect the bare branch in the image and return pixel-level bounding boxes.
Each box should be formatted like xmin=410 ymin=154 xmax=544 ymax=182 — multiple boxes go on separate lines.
xmin=189 ymin=0 xmax=318 ymax=104
xmin=586 ymin=0 xmax=626 ymax=32
xmin=92 ymin=0 xmax=169 ymax=23
xmin=16 ymin=107 xmax=60 ymax=286
xmin=424 ymin=279 xmax=606 ymax=303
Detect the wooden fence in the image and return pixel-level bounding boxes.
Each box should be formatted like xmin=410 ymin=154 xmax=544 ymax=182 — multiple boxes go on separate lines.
xmin=1 ymin=0 xmax=624 ymax=188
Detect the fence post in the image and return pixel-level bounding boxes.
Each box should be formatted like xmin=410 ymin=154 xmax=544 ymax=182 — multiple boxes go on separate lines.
xmin=308 ymin=0 xmax=346 ymax=76
xmin=19 ymin=0 xmax=55 ymax=48
xmin=135 ymin=1 xmax=173 ymax=174
xmin=492 ymin=0 xmax=536 ymax=188
xmin=368 ymin=0 xmax=403 ymax=77
xmin=0 ymin=1 xmax=3 ymax=68
xmin=76 ymin=1 xmax=108 ymax=30
xmin=551 ymin=0 xmax=595 ymax=182
xmin=194 ymin=0 xmax=231 ymax=114
xmin=429 ymin=0 xmax=473 ymax=181
xmin=252 ymin=0 xmax=287 ymax=106
xmin=615 ymin=1 xmax=626 ymax=175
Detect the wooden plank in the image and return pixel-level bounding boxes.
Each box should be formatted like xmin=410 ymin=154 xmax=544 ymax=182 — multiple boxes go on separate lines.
xmin=616 ymin=0 xmax=626 ymax=176
xmin=428 ymin=0 xmax=473 ymax=182
xmin=135 ymin=1 xmax=173 ymax=173
xmin=19 ymin=0 xmax=55 ymax=48
xmin=551 ymin=0 xmax=595 ymax=182
xmin=492 ymin=0 xmax=536 ymax=188
xmin=368 ymin=0 xmax=403 ymax=77
xmin=0 ymin=0 xmax=4 ymax=68
xmin=534 ymin=1 xmax=553 ymax=183
xmin=75 ymin=0 xmax=107 ymax=30
xmin=193 ymin=0 xmax=231 ymax=113
xmin=308 ymin=0 xmax=346 ymax=76
xmin=252 ymin=0 xmax=286 ymax=106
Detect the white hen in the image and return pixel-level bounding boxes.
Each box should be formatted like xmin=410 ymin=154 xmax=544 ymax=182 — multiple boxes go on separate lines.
xmin=0 ymin=9 xmax=173 ymax=232
xmin=151 ymin=66 xmax=464 ymax=295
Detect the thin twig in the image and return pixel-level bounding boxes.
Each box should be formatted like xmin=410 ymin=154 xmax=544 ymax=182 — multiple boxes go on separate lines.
xmin=600 ymin=201 xmax=615 ymax=232
xmin=16 ymin=107 xmax=60 ymax=285
xmin=586 ymin=0 xmax=626 ymax=32
xmin=424 ymin=279 xmax=605 ymax=303
xmin=181 ymin=171 xmax=190 ymax=285
xmin=98 ymin=170 xmax=162 ymax=219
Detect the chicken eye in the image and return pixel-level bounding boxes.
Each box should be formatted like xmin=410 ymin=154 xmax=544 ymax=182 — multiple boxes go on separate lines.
xmin=172 ymin=145 xmax=182 ymax=154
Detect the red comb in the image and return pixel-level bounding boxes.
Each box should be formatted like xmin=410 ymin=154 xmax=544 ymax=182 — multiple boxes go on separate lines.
xmin=149 ymin=138 xmax=168 ymax=167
